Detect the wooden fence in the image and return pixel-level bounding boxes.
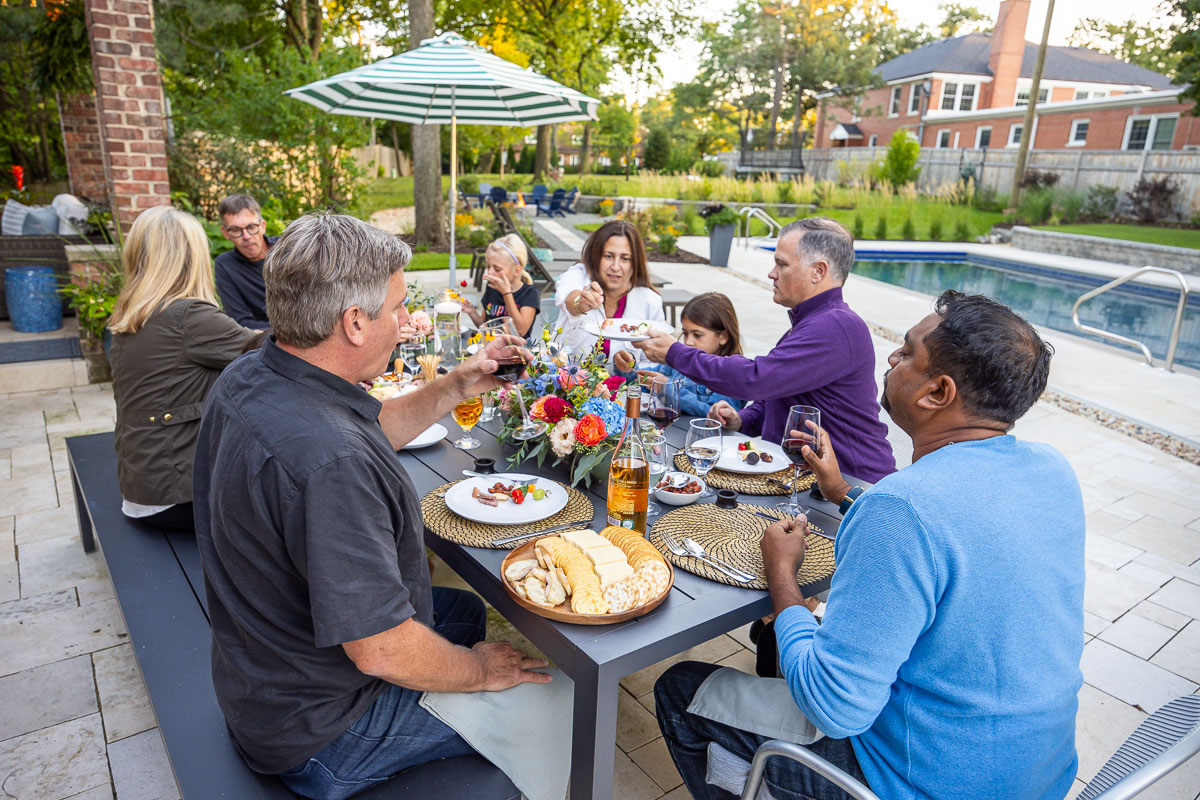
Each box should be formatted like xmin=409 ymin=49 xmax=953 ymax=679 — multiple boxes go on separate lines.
xmin=745 ymin=147 xmax=1200 ymax=215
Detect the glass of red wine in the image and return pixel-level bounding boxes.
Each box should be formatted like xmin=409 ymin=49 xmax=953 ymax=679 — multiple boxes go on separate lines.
xmin=646 ymin=376 xmax=681 ymax=432
xmin=479 ymin=317 xmax=541 ymax=441
xmin=779 ymin=405 xmax=821 ymax=517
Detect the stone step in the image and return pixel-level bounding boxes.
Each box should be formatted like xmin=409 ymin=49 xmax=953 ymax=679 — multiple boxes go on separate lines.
xmin=0 ymin=358 xmax=91 ymax=393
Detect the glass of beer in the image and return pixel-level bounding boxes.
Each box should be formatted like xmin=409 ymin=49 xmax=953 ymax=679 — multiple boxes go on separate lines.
xmin=452 ymin=396 xmax=483 ymax=450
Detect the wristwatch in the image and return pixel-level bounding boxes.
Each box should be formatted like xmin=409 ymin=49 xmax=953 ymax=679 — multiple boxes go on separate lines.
xmin=838 ymin=486 xmax=865 ymax=515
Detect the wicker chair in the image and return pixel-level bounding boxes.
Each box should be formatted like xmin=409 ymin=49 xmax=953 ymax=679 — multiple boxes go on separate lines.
xmin=0 ymin=234 xmax=97 ymax=319
xmin=739 ymin=695 xmax=1200 ymax=800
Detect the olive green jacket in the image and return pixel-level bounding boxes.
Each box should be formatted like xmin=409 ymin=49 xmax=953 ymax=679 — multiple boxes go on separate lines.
xmin=111 ymin=299 xmax=260 ymax=505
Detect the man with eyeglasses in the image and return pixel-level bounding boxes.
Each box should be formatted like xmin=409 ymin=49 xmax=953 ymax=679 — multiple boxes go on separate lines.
xmin=215 ymin=194 xmax=278 ymax=330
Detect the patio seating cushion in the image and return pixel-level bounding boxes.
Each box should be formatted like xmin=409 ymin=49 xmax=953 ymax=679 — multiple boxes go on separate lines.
xmin=65 ymin=431 xmax=519 ymax=800
xmin=2 ymin=199 xmax=60 ymax=236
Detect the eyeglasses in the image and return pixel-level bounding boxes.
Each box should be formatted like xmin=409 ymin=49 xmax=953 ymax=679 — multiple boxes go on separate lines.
xmin=223 ymin=222 xmax=262 ymax=238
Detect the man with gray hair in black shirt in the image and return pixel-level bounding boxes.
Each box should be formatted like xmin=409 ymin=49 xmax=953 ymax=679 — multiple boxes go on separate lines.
xmin=194 ymin=213 xmax=549 ymax=800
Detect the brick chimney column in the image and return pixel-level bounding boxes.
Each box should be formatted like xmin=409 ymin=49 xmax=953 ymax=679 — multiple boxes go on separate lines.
xmin=83 ymin=0 xmax=171 ymax=230
xmin=58 ymin=92 xmax=109 ymax=203
xmin=984 ymin=0 xmax=1031 ymax=110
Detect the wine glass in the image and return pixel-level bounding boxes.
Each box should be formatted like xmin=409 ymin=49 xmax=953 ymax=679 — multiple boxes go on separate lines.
xmin=398 ymin=341 xmax=425 ymax=378
xmin=640 ymin=421 xmax=668 ymax=520
xmin=685 ymin=418 xmax=722 ymax=499
xmin=646 ymin=376 xmax=681 ymax=432
xmin=451 ymin=395 xmax=483 ymax=450
xmin=479 ymin=317 xmax=542 ymax=441
xmin=779 ymin=405 xmax=821 ymax=516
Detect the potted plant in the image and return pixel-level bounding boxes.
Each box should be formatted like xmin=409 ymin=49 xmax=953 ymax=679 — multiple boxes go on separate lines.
xmin=700 ymin=204 xmax=739 ymax=267
xmin=60 ymin=255 xmax=122 ymax=382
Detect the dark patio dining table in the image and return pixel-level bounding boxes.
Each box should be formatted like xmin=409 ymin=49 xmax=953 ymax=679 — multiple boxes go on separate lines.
xmin=402 ymin=408 xmax=860 ymax=800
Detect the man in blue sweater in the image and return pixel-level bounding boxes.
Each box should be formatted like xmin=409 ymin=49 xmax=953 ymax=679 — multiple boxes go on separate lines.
xmin=215 ymin=194 xmax=277 ymax=330
xmin=655 ymin=291 xmax=1085 ymax=800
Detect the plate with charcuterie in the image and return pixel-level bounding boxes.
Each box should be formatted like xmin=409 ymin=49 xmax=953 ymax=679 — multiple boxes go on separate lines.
xmin=443 ymin=475 xmax=569 ymax=525
xmin=583 ymin=317 xmax=673 ymax=342
xmin=500 ymin=527 xmax=674 ymax=624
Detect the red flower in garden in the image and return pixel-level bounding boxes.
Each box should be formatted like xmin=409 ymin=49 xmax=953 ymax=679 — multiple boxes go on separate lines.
xmin=601 ymin=376 xmax=626 ymax=398
xmin=12 ymin=166 xmax=23 ymax=192
xmin=460 ymin=280 xmax=468 ymax=287
xmin=574 ymin=414 xmax=607 ymax=447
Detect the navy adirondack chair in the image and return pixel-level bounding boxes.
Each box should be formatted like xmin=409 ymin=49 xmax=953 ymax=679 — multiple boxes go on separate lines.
xmin=530 ymin=185 xmax=548 ymax=207
xmin=536 ymin=188 xmax=567 ymax=217
xmin=562 ymin=187 xmax=579 ymax=214
xmin=490 ymin=186 xmax=509 ymax=205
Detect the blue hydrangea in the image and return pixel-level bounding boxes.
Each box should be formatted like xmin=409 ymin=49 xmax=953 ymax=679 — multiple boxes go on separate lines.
xmin=579 ymin=398 xmax=625 ymax=436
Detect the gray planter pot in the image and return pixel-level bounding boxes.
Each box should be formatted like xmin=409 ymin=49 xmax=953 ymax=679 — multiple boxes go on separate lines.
xmin=708 ymin=224 xmax=735 ymax=267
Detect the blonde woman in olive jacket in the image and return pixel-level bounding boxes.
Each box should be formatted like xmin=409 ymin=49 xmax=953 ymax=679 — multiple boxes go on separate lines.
xmin=109 ymin=206 xmax=262 ymax=531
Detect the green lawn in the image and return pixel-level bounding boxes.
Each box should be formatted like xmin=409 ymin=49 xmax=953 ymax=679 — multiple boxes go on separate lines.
xmin=408 ymin=252 xmax=470 ymax=271
xmin=1032 ymin=224 xmax=1200 ymax=250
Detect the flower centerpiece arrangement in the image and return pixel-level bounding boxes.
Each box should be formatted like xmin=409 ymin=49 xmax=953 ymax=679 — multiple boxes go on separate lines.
xmin=495 ymin=334 xmax=628 ymax=487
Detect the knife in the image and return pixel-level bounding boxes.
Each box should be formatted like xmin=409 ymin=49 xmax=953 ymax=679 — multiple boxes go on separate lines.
xmin=463 ymin=470 xmax=540 ymax=484
xmin=489 ymin=519 xmax=588 ymax=546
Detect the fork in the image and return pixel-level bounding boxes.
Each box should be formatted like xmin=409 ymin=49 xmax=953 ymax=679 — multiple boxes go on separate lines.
xmin=681 ymin=537 xmax=756 ymax=583
xmin=656 ymin=526 xmax=689 ymax=557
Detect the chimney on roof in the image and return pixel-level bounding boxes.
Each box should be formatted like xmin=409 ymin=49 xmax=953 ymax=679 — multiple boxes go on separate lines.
xmin=985 ymin=0 xmax=1031 ymax=109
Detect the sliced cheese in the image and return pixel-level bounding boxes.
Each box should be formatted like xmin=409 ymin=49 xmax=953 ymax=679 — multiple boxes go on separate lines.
xmin=586 ymin=545 xmax=628 ymax=568
xmin=593 ymin=561 xmax=634 ymax=587
xmin=560 ymin=530 xmax=609 ymax=552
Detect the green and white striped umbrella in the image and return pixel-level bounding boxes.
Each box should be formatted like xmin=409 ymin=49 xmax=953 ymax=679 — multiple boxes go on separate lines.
xmin=287 ymin=32 xmax=599 ymax=284
xmin=286 ymin=32 xmax=600 ymax=126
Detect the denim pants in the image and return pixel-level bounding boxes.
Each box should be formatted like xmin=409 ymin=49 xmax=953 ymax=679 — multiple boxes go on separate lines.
xmin=279 ymin=587 xmax=487 ymax=800
xmin=655 ymin=661 xmax=868 ymax=800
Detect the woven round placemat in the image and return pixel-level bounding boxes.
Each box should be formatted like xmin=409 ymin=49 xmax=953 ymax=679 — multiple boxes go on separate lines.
xmin=648 ymin=504 xmax=834 ymax=590
xmin=422 ymin=481 xmax=595 ymax=549
xmin=672 ymin=452 xmax=815 ymax=496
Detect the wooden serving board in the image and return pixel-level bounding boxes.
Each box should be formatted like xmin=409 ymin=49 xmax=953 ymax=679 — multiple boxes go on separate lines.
xmin=499 ymin=537 xmax=674 ymax=625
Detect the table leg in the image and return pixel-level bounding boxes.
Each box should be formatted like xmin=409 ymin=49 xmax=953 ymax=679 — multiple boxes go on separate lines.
xmin=570 ymin=662 xmax=620 ymax=800
xmin=71 ymin=466 xmax=95 ymax=553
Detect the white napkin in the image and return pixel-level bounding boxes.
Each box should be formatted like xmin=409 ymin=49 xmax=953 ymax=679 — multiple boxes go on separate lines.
xmin=419 ymin=668 xmax=573 ymax=800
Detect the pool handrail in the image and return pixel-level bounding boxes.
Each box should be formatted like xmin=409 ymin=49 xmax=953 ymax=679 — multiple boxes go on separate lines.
xmin=737 ymin=207 xmax=782 ymax=250
xmin=1072 ymin=266 xmax=1190 ymax=372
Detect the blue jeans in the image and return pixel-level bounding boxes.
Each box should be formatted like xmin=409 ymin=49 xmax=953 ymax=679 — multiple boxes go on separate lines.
xmin=655 ymin=661 xmax=868 ymax=800
xmin=280 ymin=587 xmax=487 ymax=800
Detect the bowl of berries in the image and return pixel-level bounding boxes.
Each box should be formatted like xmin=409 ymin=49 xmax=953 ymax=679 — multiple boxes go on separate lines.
xmin=654 ymin=471 xmax=704 ymax=506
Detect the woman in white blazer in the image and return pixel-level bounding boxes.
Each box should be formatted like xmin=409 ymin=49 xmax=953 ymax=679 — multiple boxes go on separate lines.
xmin=555 ymin=219 xmax=665 ymax=370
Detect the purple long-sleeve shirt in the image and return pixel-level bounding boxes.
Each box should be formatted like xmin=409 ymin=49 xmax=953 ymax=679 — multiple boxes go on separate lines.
xmin=667 ymin=287 xmax=896 ymax=483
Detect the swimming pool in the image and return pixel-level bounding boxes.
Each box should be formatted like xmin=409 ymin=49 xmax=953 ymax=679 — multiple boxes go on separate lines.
xmin=851 ymin=254 xmax=1200 ymax=372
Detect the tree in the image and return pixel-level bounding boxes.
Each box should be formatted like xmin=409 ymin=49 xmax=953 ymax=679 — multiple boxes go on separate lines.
xmin=643 ymin=128 xmax=671 ymax=170
xmin=1171 ymin=0 xmax=1200 ymax=111
xmin=409 ymin=0 xmax=445 ymax=245
xmin=878 ymin=130 xmax=920 ymax=187
xmin=936 ymin=3 xmax=991 ymax=39
xmin=1069 ymin=15 xmax=1180 ymax=77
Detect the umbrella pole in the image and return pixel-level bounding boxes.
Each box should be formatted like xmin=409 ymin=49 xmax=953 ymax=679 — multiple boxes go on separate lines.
xmin=449 ymin=88 xmax=457 ymax=286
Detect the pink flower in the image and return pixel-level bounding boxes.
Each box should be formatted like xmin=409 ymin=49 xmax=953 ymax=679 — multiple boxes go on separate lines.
xmin=601 ymin=376 xmax=626 ymax=399
xmin=408 ymin=310 xmax=433 ymax=336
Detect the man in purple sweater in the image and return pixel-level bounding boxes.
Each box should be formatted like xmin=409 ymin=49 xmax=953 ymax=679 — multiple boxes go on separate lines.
xmin=635 ymin=217 xmax=894 ymax=483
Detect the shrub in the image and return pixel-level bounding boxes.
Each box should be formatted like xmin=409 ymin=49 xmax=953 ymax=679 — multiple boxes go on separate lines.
xmin=900 ymin=215 xmax=915 ymax=240
xmin=1020 ymin=169 xmax=1060 ymax=189
xmin=1017 ymin=188 xmax=1055 ymax=224
xmin=928 ymin=214 xmax=944 ymax=241
xmin=643 ymin=128 xmax=671 ymax=171
xmin=657 ymin=232 xmax=677 ymax=254
xmin=682 ymin=206 xmax=704 ymax=236
xmin=597 ymin=198 xmax=615 ymax=216
xmin=750 ymin=183 xmax=764 ymax=203
xmin=1191 ymin=211 xmax=1200 ymax=229
xmin=466 ymin=227 xmax=491 ymax=249
xmin=877 ymin=130 xmax=921 ymax=188
xmin=1055 ymin=189 xmax=1086 ymax=224
xmin=852 ymin=213 xmax=865 ymax=238
xmin=1126 ymin=176 xmax=1180 ymax=223
xmin=459 ymin=174 xmax=480 ymax=194
xmin=1081 ymin=185 xmax=1118 ymax=220
xmin=777 ymin=180 xmax=794 ymax=205
xmin=953 ymin=217 xmax=971 ymax=241
xmin=693 ymin=160 xmax=725 ymax=178
xmin=973 ymin=187 xmax=1007 ymax=212
xmin=813 ymin=181 xmax=833 ymax=208
xmin=873 ymin=214 xmax=888 ymax=240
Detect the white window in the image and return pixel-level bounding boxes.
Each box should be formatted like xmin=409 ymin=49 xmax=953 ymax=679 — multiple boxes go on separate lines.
xmin=1123 ymin=114 xmax=1178 ymax=151
xmin=889 ymin=86 xmax=901 ymax=117
xmin=1007 ymin=124 xmax=1024 ymax=147
xmin=908 ymin=83 xmax=921 ymax=115
xmin=868 ymin=134 xmax=878 ymax=147
xmin=975 ymin=126 xmax=992 ymax=148
xmin=1075 ymin=90 xmax=1089 ymax=100
xmin=953 ymin=131 xmax=960 ymax=148
xmin=939 ymin=82 xmax=977 ymax=112
xmin=937 ymin=129 xmax=951 ymax=148
xmin=1068 ymin=119 xmax=1089 ymax=146
xmin=1015 ymin=87 xmax=1049 ymax=106
xmin=571 ymin=135 xmax=583 ymax=145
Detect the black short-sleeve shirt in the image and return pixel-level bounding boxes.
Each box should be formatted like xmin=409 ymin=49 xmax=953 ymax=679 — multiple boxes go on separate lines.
xmin=193 ymin=338 xmax=432 ymax=774
xmin=480 ymin=282 xmax=540 ymax=337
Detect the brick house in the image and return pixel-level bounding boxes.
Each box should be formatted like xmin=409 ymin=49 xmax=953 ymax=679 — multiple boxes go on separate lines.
xmin=812 ymin=0 xmax=1195 ymax=153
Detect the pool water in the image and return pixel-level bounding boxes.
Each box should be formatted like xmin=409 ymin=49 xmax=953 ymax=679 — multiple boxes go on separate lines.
xmin=853 ymin=257 xmax=1200 ymax=371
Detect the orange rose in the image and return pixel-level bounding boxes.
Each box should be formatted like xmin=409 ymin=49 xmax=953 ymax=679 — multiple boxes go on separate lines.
xmin=574 ymin=414 xmax=607 ymax=447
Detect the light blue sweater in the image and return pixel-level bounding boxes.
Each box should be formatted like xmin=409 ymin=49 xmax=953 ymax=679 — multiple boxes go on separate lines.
xmin=776 ymin=436 xmax=1085 ymax=800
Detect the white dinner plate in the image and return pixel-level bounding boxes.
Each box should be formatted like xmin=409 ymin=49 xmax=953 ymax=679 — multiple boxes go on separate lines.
xmin=444 ymin=476 xmax=568 ymax=525
xmin=401 ymin=423 xmax=447 ymax=450
xmin=583 ymin=318 xmax=672 ymax=342
xmin=693 ymin=434 xmax=790 ymax=474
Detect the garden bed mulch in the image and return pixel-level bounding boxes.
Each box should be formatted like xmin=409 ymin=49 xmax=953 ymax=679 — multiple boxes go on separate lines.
xmin=647 ymin=247 xmax=708 ymax=264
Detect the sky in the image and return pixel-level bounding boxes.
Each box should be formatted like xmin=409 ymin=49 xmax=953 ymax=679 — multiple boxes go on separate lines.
xmin=610 ymin=0 xmax=1172 ymax=101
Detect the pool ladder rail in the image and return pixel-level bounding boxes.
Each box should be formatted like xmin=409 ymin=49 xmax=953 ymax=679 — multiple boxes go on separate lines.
xmin=1072 ymin=265 xmax=1190 ymax=372
xmin=736 ymin=206 xmax=782 ymax=250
